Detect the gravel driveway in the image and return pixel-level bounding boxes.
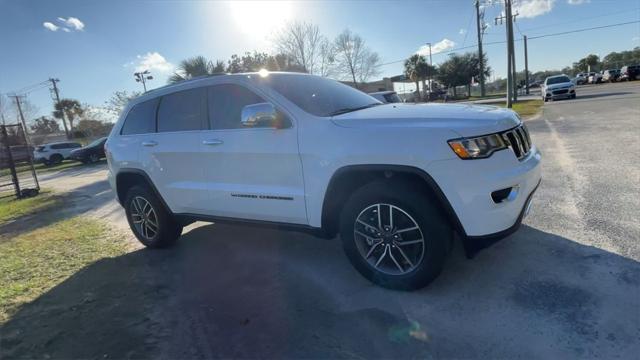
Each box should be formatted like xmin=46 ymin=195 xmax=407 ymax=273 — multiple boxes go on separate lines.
xmin=3 ymin=82 xmax=638 ymax=359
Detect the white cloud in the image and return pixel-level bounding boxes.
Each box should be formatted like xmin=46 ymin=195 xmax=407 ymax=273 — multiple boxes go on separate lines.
xmin=417 ymin=38 xmax=456 ymax=56
xmin=567 ymin=0 xmax=589 ymax=4
xmin=57 ymin=17 xmax=85 ymax=31
xmin=632 ymin=36 xmax=640 ymax=42
xmin=43 ymin=22 xmax=59 ymax=31
xmin=134 ymin=52 xmax=174 ymax=73
xmin=514 ymin=0 xmax=554 ymax=19
xmin=459 ymin=28 xmax=466 ymax=35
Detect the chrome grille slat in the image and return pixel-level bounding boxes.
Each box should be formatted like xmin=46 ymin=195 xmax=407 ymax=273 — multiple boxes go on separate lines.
xmin=501 ymin=124 xmax=532 ymax=161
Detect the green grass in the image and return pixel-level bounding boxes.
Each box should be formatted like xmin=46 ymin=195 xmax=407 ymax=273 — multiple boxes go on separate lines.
xmin=0 ymin=190 xmax=129 ymax=323
xmin=504 ymin=99 xmax=544 ymax=118
xmin=0 ymin=190 xmax=59 ymax=223
xmin=0 ymin=217 xmax=128 ymax=323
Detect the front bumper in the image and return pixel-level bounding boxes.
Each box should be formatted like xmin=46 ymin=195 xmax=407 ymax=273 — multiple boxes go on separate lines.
xmin=546 ymin=89 xmax=575 ymax=99
xmin=426 ymin=145 xmax=542 ymax=238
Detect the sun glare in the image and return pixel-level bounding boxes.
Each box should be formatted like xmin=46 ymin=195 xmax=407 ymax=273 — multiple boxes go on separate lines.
xmin=229 ymin=1 xmax=293 ymax=37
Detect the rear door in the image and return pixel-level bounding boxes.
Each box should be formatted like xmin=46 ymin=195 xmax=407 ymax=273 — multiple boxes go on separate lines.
xmin=139 ymin=87 xmax=209 ymax=214
xmin=199 ymin=82 xmax=307 ymax=224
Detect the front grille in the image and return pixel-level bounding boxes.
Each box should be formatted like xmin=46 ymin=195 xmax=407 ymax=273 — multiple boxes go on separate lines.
xmin=501 ymin=124 xmax=532 ymax=160
xmin=552 ymin=89 xmax=568 ymax=95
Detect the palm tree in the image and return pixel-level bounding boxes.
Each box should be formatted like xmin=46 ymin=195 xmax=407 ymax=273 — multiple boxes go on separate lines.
xmin=404 ymin=54 xmax=428 ymax=102
xmin=53 ymin=99 xmax=83 ymax=137
xmin=169 ymin=56 xmax=226 ymax=83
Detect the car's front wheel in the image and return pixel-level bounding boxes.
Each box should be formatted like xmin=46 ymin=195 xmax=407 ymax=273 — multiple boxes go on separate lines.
xmin=124 ymin=185 xmax=182 ymax=248
xmin=340 ymin=180 xmax=451 ymax=290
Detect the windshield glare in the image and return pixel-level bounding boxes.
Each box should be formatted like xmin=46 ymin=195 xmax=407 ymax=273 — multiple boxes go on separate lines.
xmin=259 ymin=74 xmax=381 ymax=117
xmin=547 ymin=76 xmax=571 ymax=85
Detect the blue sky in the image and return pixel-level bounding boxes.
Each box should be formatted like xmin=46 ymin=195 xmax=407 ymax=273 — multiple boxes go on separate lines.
xmin=1 ymin=0 xmax=638 ymax=121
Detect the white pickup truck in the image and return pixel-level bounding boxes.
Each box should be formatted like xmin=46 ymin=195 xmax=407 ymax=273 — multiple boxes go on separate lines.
xmin=106 ymin=72 xmax=541 ymax=290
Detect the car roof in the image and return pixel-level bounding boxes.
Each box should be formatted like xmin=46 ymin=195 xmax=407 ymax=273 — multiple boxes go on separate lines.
xmin=369 ymin=91 xmax=396 ymax=95
xmin=129 ymin=71 xmax=313 ymax=106
xmin=41 ymin=141 xmax=79 ymax=146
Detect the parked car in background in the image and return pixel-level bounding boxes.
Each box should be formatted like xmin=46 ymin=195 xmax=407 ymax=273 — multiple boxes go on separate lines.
xmin=575 ymin=73 xmax=588 ymax=85
xmin=106 ymin=71 xmax=541 ymax=290
xmin=620 ymin=65 xmax=640 ymax=81
xmin=369 ymin=91 xmax=401 ymax=103
xmin=69 ymin=137 xmax=107 ymax=164
xmin=542 ymin=74 xmax=576 ymax=101
xmin=588 ymin=72 xmax=602 ymax=84
xmin=602 ymin=69 xmax=620 ymax=82
xmin=33 ymin=141 xmax=82 ymax=165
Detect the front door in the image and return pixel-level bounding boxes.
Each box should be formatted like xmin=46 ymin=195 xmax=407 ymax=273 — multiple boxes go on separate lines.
xmin=199 ymin=83 xmax=307 ymax=224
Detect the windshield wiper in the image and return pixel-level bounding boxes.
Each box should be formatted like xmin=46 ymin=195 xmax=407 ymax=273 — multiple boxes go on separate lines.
xmin=328 ymin=103 xmax=381 ymax=116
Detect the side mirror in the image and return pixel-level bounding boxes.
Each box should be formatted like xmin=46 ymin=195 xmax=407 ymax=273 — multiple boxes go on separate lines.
xmin=241 ymin=102 xmax=277 ymax=128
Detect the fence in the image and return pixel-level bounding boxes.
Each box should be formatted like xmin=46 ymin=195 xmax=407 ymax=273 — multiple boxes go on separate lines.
xmin=0 ymin=124 xmax=40 ymax=199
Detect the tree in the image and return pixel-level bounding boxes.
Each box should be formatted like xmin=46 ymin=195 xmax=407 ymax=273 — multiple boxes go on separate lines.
xmin=333 ymin=29 xmax=380 ymax=87
xmin=53 ymin=99 xmax=83 ymax=136
xmin=404 ymin=55 xmax=426 ymax=101
xmin=573 ymin=54 xmax=600 ymax=73
xmin=275 ymin=21 xmax=329 ymax=74
xmin=105 ymin=90 xmax=141 ymax=117
xmin=30 ymin=116 xmax=60 ymax=135
xmin=169 ymin=56 xmax=226 ymax=83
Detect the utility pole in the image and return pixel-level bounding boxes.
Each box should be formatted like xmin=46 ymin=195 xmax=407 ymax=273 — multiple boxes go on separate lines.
xmin=496 ymin=0 xmax=517 ymax=107
xmin=524 ymin=35 xmax=529 ymax=95
xmin=48 ymin=78 xmax=70 ymax=139
xmin=10 ymin=95 xmax=30 ymax=144
xmin=476 ymin=0 xmax=486 ymax=97
xmin=426 ymin=42 xmax=433 ymax=101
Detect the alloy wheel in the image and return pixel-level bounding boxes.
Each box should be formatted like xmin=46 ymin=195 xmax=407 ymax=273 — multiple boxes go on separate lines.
xmin=130 ymin=196 xmax=159 ymax=240
xmin=353 ymin=203 xmax=425 ymax=275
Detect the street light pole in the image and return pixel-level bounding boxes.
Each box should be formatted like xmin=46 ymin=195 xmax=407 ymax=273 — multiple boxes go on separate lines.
xmin=134 ymin=70 xmax=153 ymax=92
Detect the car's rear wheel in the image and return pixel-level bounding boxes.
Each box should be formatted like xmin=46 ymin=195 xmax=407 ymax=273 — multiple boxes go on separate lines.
xmin=124 ymin=185 xmax=182 ymax=248
xmin=340 ymin=180 xmax=451 ymax=290
xmin=49 ymin=154 xmax=63 ymax=165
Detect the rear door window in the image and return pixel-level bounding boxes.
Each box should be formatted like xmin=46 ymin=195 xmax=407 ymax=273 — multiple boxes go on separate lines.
xmin=157 ymin=87 xmax=206 ymax=133
xmin=121 ymin=98 xmax=159 ymax=135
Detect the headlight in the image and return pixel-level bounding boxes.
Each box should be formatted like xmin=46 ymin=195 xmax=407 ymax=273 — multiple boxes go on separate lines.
xmin=448 ymin=133 xmax=507 ymax=159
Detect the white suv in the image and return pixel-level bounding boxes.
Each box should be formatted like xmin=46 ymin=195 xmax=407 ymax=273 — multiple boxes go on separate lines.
xmin=106 ymin=72 xmax=541 ymax=290
xmin=33 ymin=141 xmax=82 ymax=165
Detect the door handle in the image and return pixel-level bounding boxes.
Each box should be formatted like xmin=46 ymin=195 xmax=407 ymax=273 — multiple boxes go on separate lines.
xmin=142 ymin=141 xmax=158 ymax=147
xmin=202 ymin=139 xmax=224 ymax=146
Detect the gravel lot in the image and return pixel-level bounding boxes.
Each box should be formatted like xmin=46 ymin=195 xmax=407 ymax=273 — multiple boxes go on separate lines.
xmin=2 ymin=82 xmax=638 ymax=359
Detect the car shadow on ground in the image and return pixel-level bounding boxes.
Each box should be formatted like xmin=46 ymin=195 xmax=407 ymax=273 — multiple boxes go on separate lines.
xmin=1 ymin=224 xmax=638 ymax=358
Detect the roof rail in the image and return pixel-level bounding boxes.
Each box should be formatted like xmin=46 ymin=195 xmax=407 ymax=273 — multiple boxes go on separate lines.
xmin=144 ymin=72 xmax=229 ymax=93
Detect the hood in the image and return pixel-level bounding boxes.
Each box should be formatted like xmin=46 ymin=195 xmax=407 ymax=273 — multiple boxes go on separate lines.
xmin=331 ymin=103 xmax=520 ymax=137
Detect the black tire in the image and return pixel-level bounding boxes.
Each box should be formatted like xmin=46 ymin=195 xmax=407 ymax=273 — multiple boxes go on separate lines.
xmin=89 ymin=153 xmax=99 ymax=163
xmin=339 ymin=180 xmax=451 ymax=290
xmin=49 ymin=154 xmax=63 ymax=165
xmin=571 ymin=94 xmax=576 ymax=99
xmin=124 ymin=185 xmax=182 ymax=248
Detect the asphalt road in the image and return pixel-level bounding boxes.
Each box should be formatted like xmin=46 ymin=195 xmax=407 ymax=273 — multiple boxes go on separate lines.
xmin=2 ymin=82 xmax=639 ymax=359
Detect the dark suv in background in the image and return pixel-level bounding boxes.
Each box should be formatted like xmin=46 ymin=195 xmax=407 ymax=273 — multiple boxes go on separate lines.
xmin=620 ymin=65 xmax=640 ymax=81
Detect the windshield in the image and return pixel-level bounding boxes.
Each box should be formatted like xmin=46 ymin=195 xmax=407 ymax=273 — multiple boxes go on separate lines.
xmin=546 ymin=76 xmax=571 ymax=85
xmin=259 ymin=74 xmax=381 ymax=117
xmin=86 ymin=138 xmax=106 ymax=147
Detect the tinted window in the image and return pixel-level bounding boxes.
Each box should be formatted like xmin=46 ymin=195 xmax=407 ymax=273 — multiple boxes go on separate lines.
xmin=258 ymin=74 xmax=380 ymax=117
xmin=121 ymin=98 xmax=158 ymax=135
xmin=208 ymin=84 xmax=271 ymax=130
xmin=157 ymin=88 xmax=206 ymax=132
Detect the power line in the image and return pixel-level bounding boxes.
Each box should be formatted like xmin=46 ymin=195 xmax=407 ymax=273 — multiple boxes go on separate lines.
xmin=518 ymin=8 xmax=638 ymax=34
xmin=379 ymin=20 xmax=640 ymax=67
xmin=528 ymin=20 xmax=640 ymax=39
